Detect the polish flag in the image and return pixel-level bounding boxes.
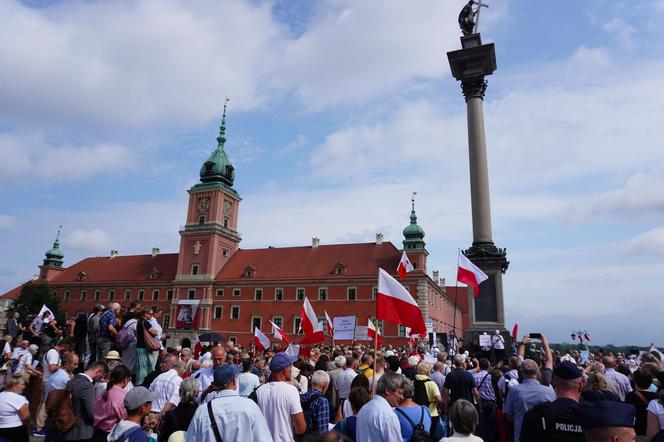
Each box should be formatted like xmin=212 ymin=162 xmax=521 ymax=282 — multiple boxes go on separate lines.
xmin=368 ymin=318 xmax=382 ymax=346
xmin=270 ymin=320 xmax=291 ymax=344
xmin=193 ymin=334 xmax=202 ymax=359
xmin=377 ymin=268 xmax=426 ymax=335
xmin=300 ymin=297 xmax=324 ymax=344
xmin=325 ymin=311 xmax=334 ymax=336
xmin=254 ymin=327 xmax=270 ymax=352
xmin=457 ymin=252 xmax=488 ymax=297
xmin=396 ymin=251 xmax=415 ymax=281
xmin=511 ymin=322 xmax=519 ymax=341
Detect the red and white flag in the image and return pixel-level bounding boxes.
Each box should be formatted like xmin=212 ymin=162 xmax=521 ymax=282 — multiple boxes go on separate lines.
xmin=270 ymin=320 xmax=291 ymax=344
xmin=368 ymin=318 xmax=383 ymax=346
xmin=193 ymin=333 xmax=202 ymax=359
xmin=457 ymin=251 xmax=488 ymax=297
xmin=396 ymin=251 xmax=415 ymax=281
xmin=377 ymin=268 xmax=427 ymax=335
xmin=254 ymin=327 xmax=270 ymax=352
xmin=300 ymin=297 xmax=324 ymax=344
xmin=511 ymin=322 xmax=519 ymax=341
xmin=324 ymin=311 xmax=334 ymax=336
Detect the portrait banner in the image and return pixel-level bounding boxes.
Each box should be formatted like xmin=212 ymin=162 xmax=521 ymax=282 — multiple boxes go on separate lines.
xmin=175 ymin=300 xmax=201 ymax=329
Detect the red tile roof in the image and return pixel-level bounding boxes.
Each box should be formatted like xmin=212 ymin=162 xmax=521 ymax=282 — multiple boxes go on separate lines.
xmin=217 ymin=242 xmax=402 ymax=281
xmin=1 ymin=283 xmax=25 ymax=299
xmin=48 ymin=253 xmax=179 ymax=284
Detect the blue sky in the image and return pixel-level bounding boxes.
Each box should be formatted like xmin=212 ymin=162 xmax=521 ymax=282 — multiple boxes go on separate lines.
xmin=1 ymin=0 xmax=663 ymax=345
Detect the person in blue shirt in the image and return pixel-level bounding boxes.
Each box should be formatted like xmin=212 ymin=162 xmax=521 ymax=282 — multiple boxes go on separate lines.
xmin=395 ymin=378 xmax=432 ymax=442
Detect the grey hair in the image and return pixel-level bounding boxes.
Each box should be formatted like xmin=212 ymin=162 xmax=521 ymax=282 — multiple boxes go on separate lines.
xmin=401 ymin=378 xmax=415 ymax=399
xmin=108 ymin=302 xmax=121 ymax=312
xmin=376 ymin=371 xmax=405 ymax=395
xmin=173 ymin=360 xmax=186 ymax=375
xmin=179 ymin=377 xmax=200 ymax=404
xmin=180 ymin=348 xmax=192 ymax=356
xmin=311 ymin=370 xmax=330 ymax=387
xmin=453 ymin=354 xmax=466 ymax=367
xmin=334 ymin=356 xmax=347 ymax=368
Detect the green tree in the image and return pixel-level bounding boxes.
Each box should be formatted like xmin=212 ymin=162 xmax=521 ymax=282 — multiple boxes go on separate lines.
xmin=9 ymin=281 xmax=60 ymax=321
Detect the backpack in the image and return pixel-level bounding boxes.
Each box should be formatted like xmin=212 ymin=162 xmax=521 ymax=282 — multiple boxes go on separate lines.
xmin=44 ymin=389 xmax=79 ymax=433
xmin=395 ymin=406 xmax=434 ymax=442
xmin=115 ymin=326 xmax=132 ymax=350
xmin=413 ymin=379 xmax=434 ymax=406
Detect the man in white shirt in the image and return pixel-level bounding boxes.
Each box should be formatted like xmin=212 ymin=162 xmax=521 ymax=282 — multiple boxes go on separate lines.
xmin=195 ymin=346 xmax=227 ymax=401
xmin=238 ymin=358 xmax=260 ymax=397
xmin=356 ymin=371 xmax=405 ymax=442
xmin=149 ymin=355 xmax=185 ymax=415
xmin=186 ymin=364 xmax=272 ymax=442
xmin=335 ymin=357 xmax=358 ymax=402
xmin=255 ymin=352 xmax=306 ymax=442
xmin=602 ymin=356 xmax=632 ymax=401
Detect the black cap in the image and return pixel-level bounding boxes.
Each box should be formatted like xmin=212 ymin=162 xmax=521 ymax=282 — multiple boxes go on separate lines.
xmin=580 ymin=401 xmax=636 ymax=429
xmin=553 ymin=361 xmax=582 ymax=380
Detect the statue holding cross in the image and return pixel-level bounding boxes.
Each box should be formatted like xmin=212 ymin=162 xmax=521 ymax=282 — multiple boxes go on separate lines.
xmin=458 ymin=0 xmax=489 ymax=36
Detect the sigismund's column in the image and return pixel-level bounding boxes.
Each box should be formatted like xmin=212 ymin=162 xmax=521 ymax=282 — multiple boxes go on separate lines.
xmin=447 ymin=11 xmax=509 ymax=343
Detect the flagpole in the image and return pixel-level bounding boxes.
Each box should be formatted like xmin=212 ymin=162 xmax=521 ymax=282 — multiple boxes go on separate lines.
xmin=370 ymin=317 xmax=379 ymax=398
xmin=451 ymin=248 xmax=461 ymax=354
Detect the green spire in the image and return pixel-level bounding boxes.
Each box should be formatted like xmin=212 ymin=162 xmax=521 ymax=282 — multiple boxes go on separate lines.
xmin=44 ymin=226 xmax=64 ymax=268
xmin=199 ymin=98 xmax=236 ymax=187
xmin=403 ymin=193 xmax=425 ymax=250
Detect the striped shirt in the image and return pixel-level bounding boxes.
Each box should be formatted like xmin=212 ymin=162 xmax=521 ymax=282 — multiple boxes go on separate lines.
xmin=149 ymin=369 xmax=182 ymax=412
xmin=473 ymin=370 xmax=496 ymax=401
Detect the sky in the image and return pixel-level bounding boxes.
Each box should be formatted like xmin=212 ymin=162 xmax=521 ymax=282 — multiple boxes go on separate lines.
xmin=1 ymin=0 xmax=663 ymax=346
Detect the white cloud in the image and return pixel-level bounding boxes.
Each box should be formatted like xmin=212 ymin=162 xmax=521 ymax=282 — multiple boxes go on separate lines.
xmin=0 ymin=132 xmax=134 ymax=183
xmin=277 ymin=134 xmax=308 ymax=155
xmin=0 ymin=215 xmax=15 ymax=229
xmin=622 ymin=227 xmax=664 ymax=256
xmin=66 ymin=228 xmax=113 ymax=255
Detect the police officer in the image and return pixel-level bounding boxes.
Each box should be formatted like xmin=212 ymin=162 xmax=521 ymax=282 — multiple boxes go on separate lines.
xmin=580 ymin=400 xmax=637 ymax=442
xmin=520 ymin=361 xmax=585 ymax=441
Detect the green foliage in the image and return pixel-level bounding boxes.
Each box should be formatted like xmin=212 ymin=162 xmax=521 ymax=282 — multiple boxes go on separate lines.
xmin=9 ymin=282 xmax=60 ymax=320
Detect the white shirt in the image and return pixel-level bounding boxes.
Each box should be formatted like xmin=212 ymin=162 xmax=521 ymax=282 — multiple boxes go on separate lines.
xmin=256 ymin=381 xmax=303 ymax=442
xmin=648 ymin=400 xmax=664 ymax=429
xmin=492 ymin=334 xmax=505 ymax=350
xmin=2 ymin=342 xmax=10 ymax=356
xmin=149 ymin=369 xmax=182 ymax=412
xmin=14 ymin=352 xmax=33 ymax=374
xmin=356 ymin=395 xmax=402 ymax=442
xmin=0 ymin=391 xmax=28 ymax=428
xmin=149 ymin=318 xmax=164 ymax=349
xmin=335 ymin=368 xmax=358 ymax=399
xmin=42 ymin=348 xmax=60 ymax=384
xmin=238 ymin=372 xmax=260 ymax=397
xmin=186 ymin=389 xmax=273 ymax=442
xmin=11 ymin=348 xmax=28 ymax=361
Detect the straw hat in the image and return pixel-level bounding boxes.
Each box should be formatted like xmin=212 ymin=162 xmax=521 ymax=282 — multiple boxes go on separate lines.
xmin=105 ymin=350 xmax=122 ymax=361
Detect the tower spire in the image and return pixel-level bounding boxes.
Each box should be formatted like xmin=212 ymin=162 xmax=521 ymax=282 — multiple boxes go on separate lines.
xmin=217 ymin=97 xmax=230 ymax=148
xmin=403 ymin=192 xmax=425 ymax=250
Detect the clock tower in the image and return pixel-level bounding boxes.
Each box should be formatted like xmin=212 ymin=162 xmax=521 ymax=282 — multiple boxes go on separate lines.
xmin=176 ymin=103 xmax=242 ymax=282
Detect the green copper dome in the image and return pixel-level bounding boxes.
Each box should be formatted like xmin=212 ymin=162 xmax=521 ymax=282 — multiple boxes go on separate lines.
xmin=403 ymin=196 xmax=425 ymax=250
xmin=44 ymin=227 xmax=64 ymax=268
xmin=199 ymin=100 xmax=235 ymax=187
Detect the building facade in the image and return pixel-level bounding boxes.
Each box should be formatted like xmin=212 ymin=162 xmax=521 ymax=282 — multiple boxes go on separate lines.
xmin=2 ymin=112 xmax=464 ymax=347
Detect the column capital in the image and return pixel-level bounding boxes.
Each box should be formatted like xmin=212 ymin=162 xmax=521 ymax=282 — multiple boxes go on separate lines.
xmin=461 ymin=77 xmax=488 ymax=101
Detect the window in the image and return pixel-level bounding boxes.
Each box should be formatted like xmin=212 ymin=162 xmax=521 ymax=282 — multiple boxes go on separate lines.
xmin=275 ymin=288 xmax=283 ymax=301
xmin=372 ymin=286 xmax=378 ymax=300
xmin=318 ymin=288 xmax=327 ymax=301
xmin=198 ymin=215 xmax=205 ymax=225
xmin=191 ymin=265 xmax=199 ymax=276
xmin=336 ymin=267 xmax=343 ymax=275
xmin=108 ymin=289 xmax=115 ymax=301
xmin=216 ymin=289 xmax=224 ymax=297
xmin=347 ymin=287 xmax=357 ymax=301
xmin=64 ymin=290 xmax=70 ymax=301
xmin=399 ymin=325 xmax=407 ymax=337
xmin=228 ymin=336 xmax=237 ymax=345
xmin=272 ymin=316 xmax=283 ymax=328
xmin=152 ymin=290 xmax=159 ymax=301
xmin=293 ymin=315 xmax=301 ymax=334
xmin=224 ymin=219 xmax=228 ymax=228
xmin=167 ymin=290 xmax=173 ymax=301
xmin=94 ymin=290 xmax=101 ymax=301
xmin=163 ymin=314 xmax=170 ymax=328
xmin=188 ymin=289 xmax=195 ymax=300
xmin=255 ymin=289 xmax=263 ymax=301
xmin=138 ymin=290 xmax=145 ymax=301
xmin=233 ymin=288 xmax=241 ymax=297
xmin=80 ymin=290 xmax=87 ymax=301
xmin=124 ymin=289 xmax=131 ymax=300
xmin=51 ymin=290 xmax=57 ymax=297
xmin=231 ymin=305 xmax=240 ymax=320
xmin=296 ymin=288 xmax=305 ymax=301
xmin=251 ymin=316 xmax=261 ymax=332
xmin=222 ymin=249 xmax=228 ymax=257
xmin=214 ymin=306 xmax=223 ymax=319
xmin=318 ymin=316 xmax=327 ymax=335
xmin=377 ymin=320 xmax=384 ymax=334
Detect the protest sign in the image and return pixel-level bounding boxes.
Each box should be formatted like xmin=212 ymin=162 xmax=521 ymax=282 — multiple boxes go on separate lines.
xmin=333 ymin=315 xmax=356 ymax=341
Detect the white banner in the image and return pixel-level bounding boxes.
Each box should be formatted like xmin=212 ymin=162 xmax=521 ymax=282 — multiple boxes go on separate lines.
xmin=479 ymin=334 xmax=492 ymax=347
xmin=354 ymin=326 xmax=369 ymax=341
xmin=333 ymin=315 xmax=356 ymax=341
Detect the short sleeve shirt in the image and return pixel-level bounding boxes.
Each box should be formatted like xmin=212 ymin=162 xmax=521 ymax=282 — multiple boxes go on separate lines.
xmin=0 ymin=391 xmax=28 ymax=428
xmin=98 ymin=311 xmax=117 ymax=338
xmin=256 ymin=381 xmax=303 ymax=442
xmin=444 ymin=368 xmax=476 ymax=404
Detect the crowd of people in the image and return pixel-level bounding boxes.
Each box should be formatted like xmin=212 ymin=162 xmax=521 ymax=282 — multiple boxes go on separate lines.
xmin=1 ymin=303 xmax=664 ymax=442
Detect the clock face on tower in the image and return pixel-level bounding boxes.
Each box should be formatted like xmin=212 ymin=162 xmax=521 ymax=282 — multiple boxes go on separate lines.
xmin=223 ymin=200 xmax=232 ymax=216
xmin=197 ymin=197 xmax=211 ymax=213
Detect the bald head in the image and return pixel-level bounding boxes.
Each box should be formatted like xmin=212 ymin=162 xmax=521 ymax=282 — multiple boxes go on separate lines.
xmin=584 ymin=426 xmax=635 ymax=442
xmin=212 ymin=346 xmax=226 ymax=367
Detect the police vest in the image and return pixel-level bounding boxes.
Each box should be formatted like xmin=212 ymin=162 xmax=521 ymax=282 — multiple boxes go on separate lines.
xmin=531 ymin=402 xmax=585 ymax=441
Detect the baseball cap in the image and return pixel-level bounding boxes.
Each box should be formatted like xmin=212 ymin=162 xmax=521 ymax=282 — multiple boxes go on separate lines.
xmin=213 ymin=364 xmax=239 ymax=388
xmin=269 ymin=352 xmax=298 ymax=373
xmin=123 ymin=387 xmax=160 ymax=410
xmin=553 ymin=361 xmax=582 ymax=380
